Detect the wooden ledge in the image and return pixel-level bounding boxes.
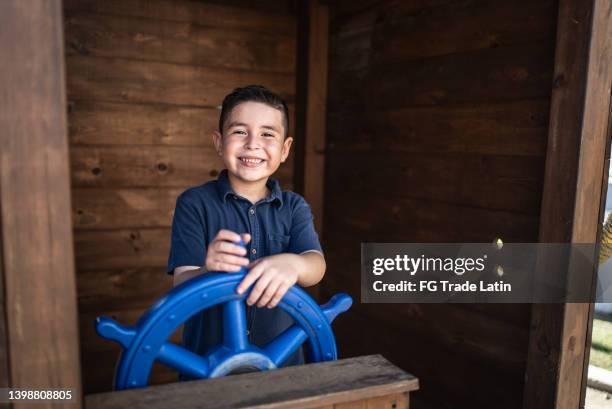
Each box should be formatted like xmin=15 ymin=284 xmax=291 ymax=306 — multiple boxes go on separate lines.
xmin=85 ymin=354 xmax=419 ymax=409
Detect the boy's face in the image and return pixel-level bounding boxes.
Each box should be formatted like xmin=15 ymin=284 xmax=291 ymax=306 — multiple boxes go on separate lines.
xmin=213 ymin=101 xmax=293 ymax=186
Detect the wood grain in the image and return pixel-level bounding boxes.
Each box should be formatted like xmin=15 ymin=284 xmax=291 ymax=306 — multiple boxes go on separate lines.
xmin=65 ymin=11 xmax=295 ymax=73
xmin=68 ymin=100 xmax=296 ymax=146
xmin=326 ymin=196 xmax=540 ymax=242
xmin=70 ymin=145 xmax=294 ymax=188
xmin=524 ymin=0 xmax=612 ymax=408
xmin=63 ymin=0 xmax=296 ymax=35
xmin=85 ymin=355 xmax=418 ymax=409
xmin=332 ymin=0 xmax=556 ymax=69
xmin=324 ymin=0 xmax=558 ymax=408
xmin=0 ymin=0 xmax=82 ymax=406
xmin=330 ymin=42 xmax=554 ymax=109
xmin=77 ymin=267 xmax=173 ymax=313
xmin=74 ymin=228 xmax=170 ymax=271
xmin=328 ymin=99 xmax=550 ymax=157
xmin=66 ymin=55 xmax=295 ymax=108
xmin=72 ymin=187 xmax=181 ymax=230
xmin=326 ymin=151 xmax=544 ymax=214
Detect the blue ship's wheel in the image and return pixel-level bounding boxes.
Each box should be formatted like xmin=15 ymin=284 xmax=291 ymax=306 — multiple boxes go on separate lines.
xmin=96 ymin=268 xmax=352 ymax=390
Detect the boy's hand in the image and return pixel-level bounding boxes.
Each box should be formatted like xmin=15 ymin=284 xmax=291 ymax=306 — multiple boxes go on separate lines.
xmin=205 ymin=230 xmax=251 ymax=273
xmin=236 ymin=254 xmax=302 ymax=308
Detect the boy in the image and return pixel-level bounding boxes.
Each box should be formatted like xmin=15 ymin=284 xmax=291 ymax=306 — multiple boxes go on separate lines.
xmin=167 ymin=85 xmax=326 ymax=374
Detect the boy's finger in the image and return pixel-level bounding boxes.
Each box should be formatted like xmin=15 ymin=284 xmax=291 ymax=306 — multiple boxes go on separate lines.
xmin=267 ymin=282 xmax=290 ymax=308
xmin=218 ymin=254 xmax=250 ymax=266
xmin=215 ymin=229 xmax=242 ymax=243
xmin=216 ymin=241 xmax=247 ymax=255
xmin=211 ymin=261 xmax=242 ymax=273
xmin=236 ymin=263 xmax=264 ymax=294
xmin=257 ymin=279 xmax=281 ymax=308
xmin=241 ymin=233 xmax=252 ymax=244
xmin=247 ymin=271 xmax=274 ymax=306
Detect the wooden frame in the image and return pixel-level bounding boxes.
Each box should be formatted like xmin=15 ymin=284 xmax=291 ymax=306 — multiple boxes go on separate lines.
xmin=1 ymin=1 xmax=611 ymax=408
xmin=524 ymin=0 xmax=612 ymax=408
xmin=295 ymin=0 xmax=329 ymax=236
xmin=0 ymin=0 xmax=82 ymax=406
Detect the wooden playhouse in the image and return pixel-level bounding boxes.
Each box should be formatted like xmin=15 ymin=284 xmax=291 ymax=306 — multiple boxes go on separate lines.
xmin=1 ymin=0 xmax=611 ymax=408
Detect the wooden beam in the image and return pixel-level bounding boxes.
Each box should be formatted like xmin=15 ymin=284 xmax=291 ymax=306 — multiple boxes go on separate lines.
xmin=85 ymin=355 xmax=418 ymax=409
xmin=295 ymin=0 xmax=329 ymax=235
xmin=0 ymin=0 xmax=82 ymax=406
xmin=524 ymin=0 xmax=612 ymax=408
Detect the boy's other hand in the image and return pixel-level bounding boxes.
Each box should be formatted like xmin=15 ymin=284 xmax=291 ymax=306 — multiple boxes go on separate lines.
xmin=205 ymin=229 xmax=251 ymax=273
xmin=236 ymin=253 xmax=301 ymax=308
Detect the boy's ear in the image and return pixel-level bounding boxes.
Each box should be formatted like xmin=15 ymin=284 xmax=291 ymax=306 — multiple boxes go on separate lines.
xmin=281 ymin=136 xmax=293 ymax=162
xmin=212 ymin=130 xmax=223 ymax=156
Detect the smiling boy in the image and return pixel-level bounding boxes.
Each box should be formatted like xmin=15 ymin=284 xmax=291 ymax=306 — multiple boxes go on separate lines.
xmin=167 ymin=85 xmax=326 ymax=373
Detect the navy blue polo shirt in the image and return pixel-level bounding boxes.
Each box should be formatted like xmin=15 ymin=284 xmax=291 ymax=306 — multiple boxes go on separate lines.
xmin=167 ymin=169 xmax=322 ymax=376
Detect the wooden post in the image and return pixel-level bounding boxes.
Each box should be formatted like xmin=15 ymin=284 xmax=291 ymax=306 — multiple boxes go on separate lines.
xmin=295 ymin=0 xmax=329 ymax=236
xmin=0 ymin=0 xmax=82 ymax=407
xmin=523 ymin=0 xmax=612 ymax=408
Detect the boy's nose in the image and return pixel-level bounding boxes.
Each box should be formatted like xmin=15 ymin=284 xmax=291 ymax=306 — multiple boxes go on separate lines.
xmin=244 ymin=134 xmax=261 ymax=149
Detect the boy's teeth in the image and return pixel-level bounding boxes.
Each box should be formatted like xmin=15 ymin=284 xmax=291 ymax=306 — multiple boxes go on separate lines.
xmin=240 ymin=158 xmax=263 ymax=164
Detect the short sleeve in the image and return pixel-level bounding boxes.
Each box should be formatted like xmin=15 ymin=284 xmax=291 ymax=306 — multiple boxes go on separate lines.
xmin=287 ymin=196 xmax=323 ymax=255
xmin=167 ymin=191 xmax=207 ymax=275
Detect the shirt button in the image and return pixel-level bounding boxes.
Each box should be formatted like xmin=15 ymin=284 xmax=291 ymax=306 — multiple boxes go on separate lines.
xmin=249 ymin=208 xmax=255 ymax=215
xmin=251 ymin=248 xmax=257 ymax=255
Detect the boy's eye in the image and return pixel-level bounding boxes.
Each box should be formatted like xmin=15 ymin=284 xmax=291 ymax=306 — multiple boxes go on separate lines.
xmin=232 ymin=130 xmax=246 ymax=135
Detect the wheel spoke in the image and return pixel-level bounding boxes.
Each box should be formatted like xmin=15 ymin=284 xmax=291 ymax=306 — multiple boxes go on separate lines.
xmin=223 ymin=299 xmax=249 ymax=351
xmin=157 ymin=342 xmax=209 ymax=378
xmin=263 ymin=325 xmax=307 ymax=367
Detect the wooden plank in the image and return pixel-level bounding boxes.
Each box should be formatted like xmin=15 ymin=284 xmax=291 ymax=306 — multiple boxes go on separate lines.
xmin=0 ymin=210 xmax=9 ymax=390
xmin=525 ymin=0 xmax=612 ymax=408
xmin=74 ymin=228 xmax=170 ymax=271
xmin=0 ymin=0 xmax=82 ymax=406
xmin=63 ymin=0 xmax=296 ymax=35
xmin=555 ymin=0 xmax=612 ymax=407
xmin=329 ymin=42 xmax=554 ymax=109
xmin=327 ymin=99 xmax=550 ymax=157
xmin=66 ymin=55 xmax=296 ymax=108
xmin=295 ymin=0 xmax=329 ymax=236
xmin=325 ymin=196 xmax=540 ymax=243
xmin=68 ymin=100 xmax=218 ymax=146
xmin=77 ymin=267 xmax=173 ymax=313
xmin=70 ymin=145 xmax=220 ymax=187
xmin=331 ymin=0 xmax=556 ymax=70
xmin=68 ymin=100 xmax=296 ymax=146
xmin=326 ymin=152 xmax=544 ymax=215
xmin=85 ymin=355 xmax=418 ymax=409
xmin=331 ymin=0 xmax=456 ymax=23
xmin=70 ymin=145 xmax=294 ymax=188
xmin=65 ymin=11 xmax=295 ymax=73
xmin=73 ymin=187 xmax=180 ymax=230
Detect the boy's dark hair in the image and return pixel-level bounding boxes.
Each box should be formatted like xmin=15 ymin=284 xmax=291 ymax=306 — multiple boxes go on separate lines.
xmin=219 ymin=85 xmax=289 ymax=138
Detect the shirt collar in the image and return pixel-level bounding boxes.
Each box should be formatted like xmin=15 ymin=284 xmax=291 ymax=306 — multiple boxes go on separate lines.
xmin=217 ymin=169 xmax=283 ymax=208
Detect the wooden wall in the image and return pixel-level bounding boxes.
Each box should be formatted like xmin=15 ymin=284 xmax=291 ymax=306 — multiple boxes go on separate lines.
xmin=63 ymin=0 xmax=298 ymax=393
xmin=322 ymin=1 xmax=557 ymax=408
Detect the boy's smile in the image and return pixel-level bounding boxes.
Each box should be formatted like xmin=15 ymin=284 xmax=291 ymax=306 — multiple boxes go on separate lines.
xmin=213 ymin=101 xmax=293 ymax=199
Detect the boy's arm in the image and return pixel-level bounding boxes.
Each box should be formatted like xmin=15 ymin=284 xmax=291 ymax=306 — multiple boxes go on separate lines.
xmin=295 ymin=251 xmax=326 ymax=287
